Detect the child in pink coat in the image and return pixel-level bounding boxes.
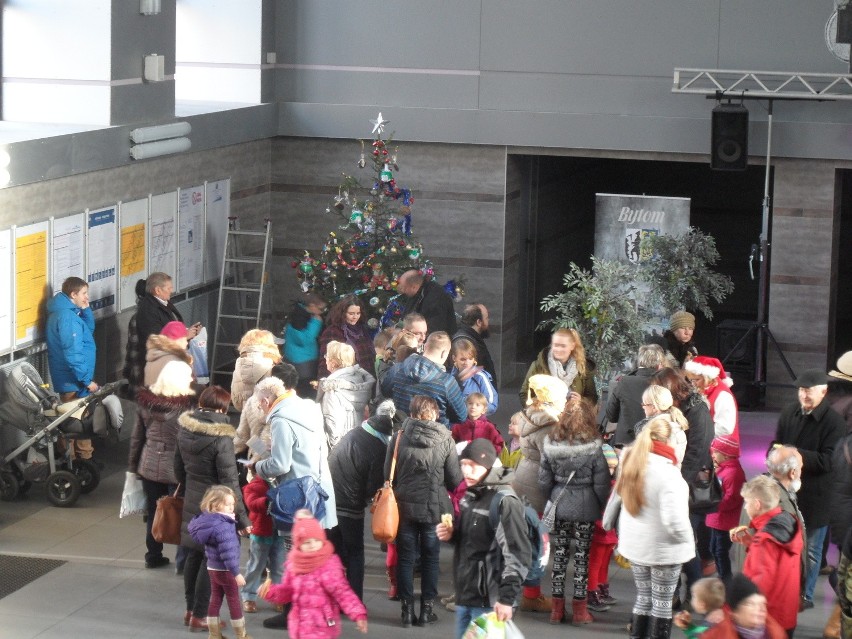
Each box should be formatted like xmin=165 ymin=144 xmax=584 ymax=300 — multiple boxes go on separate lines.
xmin=705 ymin=435 xmax=746 ymax=580
xmin=260 ymin=514 xmax=367 ymax=639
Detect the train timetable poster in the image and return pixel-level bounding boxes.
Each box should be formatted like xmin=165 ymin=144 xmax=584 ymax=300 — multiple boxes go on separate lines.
xmin=0 ymin=229 xmax=11 ymax=353
xmin=86 ymin=207 xmax=117 ymax=319
xmin=149 ymin=191 xmax=177 ymax=279
xmin=177 ymin=184 xmax=205 ymax=291
xmin=15 ymin=221 xmax=49 ymax=346
xmin=119 ymin=198 xmax=148 ymax=311
xmin=51 ymin=213 xmax=85 ymax=293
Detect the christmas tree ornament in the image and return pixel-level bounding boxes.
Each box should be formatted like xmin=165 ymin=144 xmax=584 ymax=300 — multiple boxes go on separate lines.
xmin=290 ymin=260 xmax=299 ymax=268
xmin=370 ymin=112 xmax=388 ymax=135
xmin=367 ymin=317 xmax=379 ymax=330
xmin=380 ymin=164 xmax=393 ymax=183
xmin=358 ymin=140 xmax=366 ymax=168
xmin=369 ymin=296 xmax=380 ymax=307
xmin=299 ymin=261 xmax=314 ymax=275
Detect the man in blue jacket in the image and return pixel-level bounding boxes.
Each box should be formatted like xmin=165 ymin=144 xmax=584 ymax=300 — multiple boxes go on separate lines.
xmin=46 ymin=276 xmax=98 ymax=459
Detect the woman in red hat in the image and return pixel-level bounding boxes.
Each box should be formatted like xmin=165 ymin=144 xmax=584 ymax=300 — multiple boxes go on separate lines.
xmin=683 ymin=356 xmax=739 ymax=441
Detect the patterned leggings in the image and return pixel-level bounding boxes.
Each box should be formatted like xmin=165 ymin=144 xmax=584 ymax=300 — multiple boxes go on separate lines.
xmin=550 ymin=520 xmax=594 ymax=599
xmin=630 ymin=563 xmax=681 ymax=619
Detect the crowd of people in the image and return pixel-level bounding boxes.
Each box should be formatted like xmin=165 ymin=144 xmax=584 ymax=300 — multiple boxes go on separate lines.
xmin=42 ymin=269 xmax=852 ymax=639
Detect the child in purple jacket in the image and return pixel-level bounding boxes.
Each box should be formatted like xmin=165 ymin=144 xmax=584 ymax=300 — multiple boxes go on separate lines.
xmin=188 ymin=485 xmax=248 ymax=639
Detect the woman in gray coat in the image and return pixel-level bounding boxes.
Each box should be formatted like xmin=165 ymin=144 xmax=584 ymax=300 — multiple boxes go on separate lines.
xmin=128 ymin=359 xmax=195 ymax=570
xmin=539 ymin=398 xmax=610 ymax=626
xmin=316 ymin=340 xmax=374 ymax=449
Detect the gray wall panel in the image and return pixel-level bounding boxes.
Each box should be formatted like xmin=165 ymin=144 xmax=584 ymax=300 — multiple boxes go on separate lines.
xmin=276 ymin=69 xmax=480 ymax=109
xmin=480 ymin=0 xmax=720 ymax=75
xmin=718 ymin=1 xmax=844 ymax=71
xmin=277 ymin=0 xmax=482 ymax=69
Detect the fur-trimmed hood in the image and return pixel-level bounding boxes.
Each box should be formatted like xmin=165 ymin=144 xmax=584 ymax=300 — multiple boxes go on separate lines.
xmin=135 ymin=387 xmax=195 ymax=413
xmin=542 ymin=437 xmax=602 ymax=463
xmin=178 ymin=409 xmax=237 ymax=438
xmin=146 ymin=333 xmax=192 ymax=365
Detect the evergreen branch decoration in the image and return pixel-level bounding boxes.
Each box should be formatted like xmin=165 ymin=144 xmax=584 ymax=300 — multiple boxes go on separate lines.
xmin=637 ymin=226 xmax=734 ymax=320
xmin=538 ymin=257 xmax=651 ymax=384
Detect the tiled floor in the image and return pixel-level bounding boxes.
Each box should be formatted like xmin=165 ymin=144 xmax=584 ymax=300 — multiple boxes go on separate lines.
xmin=0 ymin=403 xmax=836 ymax=638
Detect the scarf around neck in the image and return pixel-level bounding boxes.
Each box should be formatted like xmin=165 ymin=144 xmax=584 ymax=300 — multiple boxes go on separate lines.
xmin=651 ymin=440 xmax=678 ymax=465
xmin=548 ymin=350 xmax=578 ymax=388
xmin=289 ymin=540 xmax=335 ymax=575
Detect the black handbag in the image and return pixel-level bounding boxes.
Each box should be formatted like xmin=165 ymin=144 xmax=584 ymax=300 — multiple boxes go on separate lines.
xmin=688 ymin=466 xmax=722 ymax=513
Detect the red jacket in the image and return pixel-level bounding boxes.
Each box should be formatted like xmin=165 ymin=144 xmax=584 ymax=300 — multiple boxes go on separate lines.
xmin=242 ymin=474 xmax=275 ymax=538
xmin=451 ymin=417 xmax=504 ymax=455
xmin=705 ymin=458 xmax=746 ymax=531
xmin=702 ymin=608 xmax=786 ymax=639
xmin=742 ymin=506 xmax=803 ymax=631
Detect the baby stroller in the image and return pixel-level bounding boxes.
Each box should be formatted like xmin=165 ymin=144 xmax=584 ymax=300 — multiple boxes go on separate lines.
xmin=0 ymin=362 xmax=125 ymax=507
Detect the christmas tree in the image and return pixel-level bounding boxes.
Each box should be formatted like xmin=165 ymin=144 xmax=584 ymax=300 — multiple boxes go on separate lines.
xmin=293 ymin=113 xmax=459 ymax=329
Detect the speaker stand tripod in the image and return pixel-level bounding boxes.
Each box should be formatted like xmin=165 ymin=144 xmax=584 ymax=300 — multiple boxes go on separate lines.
xmin=720 ymin=99 xmax=797 ymax=399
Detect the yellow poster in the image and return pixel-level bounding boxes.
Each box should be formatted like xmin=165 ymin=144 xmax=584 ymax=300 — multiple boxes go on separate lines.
xmin=15 ymin=230 xmax=47 ymax=341
xmin=121 ymin=223 xmax=145 ymax=277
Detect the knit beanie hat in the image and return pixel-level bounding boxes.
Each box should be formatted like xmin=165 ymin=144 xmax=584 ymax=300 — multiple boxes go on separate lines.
xmin=160 ymin=321 xmax=189 ymax=340
xmin=292 ymin=516 xmax=326 ymax=548
xmin=367 ymin=414 xmax=393 ymax=436
xmin=669 ymin=311 xmax=695 ymax=332
xmin=711 ymin=435 xmax=740 ymax=458
xmin=527 ymin=374 xmax=569 ymax=407
xmin=726 ymin=574 xmax=761 ymax=610
xmin=461 ymin=438 xmax=498 ymax=470
xmin=601 ymin=443 xmax=618 ymax=469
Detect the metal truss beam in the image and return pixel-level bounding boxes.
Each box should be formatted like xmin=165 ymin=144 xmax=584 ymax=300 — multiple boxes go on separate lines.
xmin=672 ymin=67 xmax=852 ymax=101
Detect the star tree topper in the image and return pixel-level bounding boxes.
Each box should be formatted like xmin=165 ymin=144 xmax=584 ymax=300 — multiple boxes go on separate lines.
xmin=370 ymin=112 xmax=389 ymax=135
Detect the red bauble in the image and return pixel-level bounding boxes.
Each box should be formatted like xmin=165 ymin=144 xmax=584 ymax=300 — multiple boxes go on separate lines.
xmin=290 ymin=261 xmax=298 ymax=268
xmin=320 ymin=263 xmax=327 ymax=269
xmin=398 ymin=240 xmax=405 ymax=246
xmin=362 ymin=275 xmax=370 ymax=283
xmin=350 ymin=259 xmax=358 ymax=266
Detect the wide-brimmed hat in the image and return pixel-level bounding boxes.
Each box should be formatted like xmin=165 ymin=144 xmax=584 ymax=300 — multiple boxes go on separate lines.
xmin=829 ymin=351 xmax=852 ymax=383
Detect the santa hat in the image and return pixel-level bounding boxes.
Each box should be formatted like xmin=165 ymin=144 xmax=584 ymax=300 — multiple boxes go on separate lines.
xmin=711 ymin=435 xmax=740 ymax=458
xmin=684 ymin=356 xmax=733 ymax=388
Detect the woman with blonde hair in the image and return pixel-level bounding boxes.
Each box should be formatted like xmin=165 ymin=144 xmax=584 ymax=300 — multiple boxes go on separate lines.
xmin=617 ymin=416 xmax=694 ymax=639
xmin=231 ymin=329 xmax=281 ymax=461
xmin=316 ymin=340 xmax=374 ymax=449
xmin=634 ymin=385 xmax=689 ymax=466
xmin=519 ymin=328 xmax=598 ymax=405
xmin=231 ymin=328 xmax=282 ymax=411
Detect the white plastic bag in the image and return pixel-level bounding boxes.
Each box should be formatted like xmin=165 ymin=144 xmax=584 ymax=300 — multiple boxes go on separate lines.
xmin=119 ymin=471 xmax=146 ymax=518
xmin=188 ymin=327 xmax=209 ymax=384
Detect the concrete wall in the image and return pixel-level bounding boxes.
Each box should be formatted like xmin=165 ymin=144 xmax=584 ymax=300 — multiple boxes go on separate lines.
xmin=0 ymin=140 xmax=272 ymax=380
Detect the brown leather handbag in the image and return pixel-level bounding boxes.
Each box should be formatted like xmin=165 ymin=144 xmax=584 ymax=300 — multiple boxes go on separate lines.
xmin=152 ymin=484 xmax=184 ymax=545
xmin=370 ymin=432 xmax=401 ymax=544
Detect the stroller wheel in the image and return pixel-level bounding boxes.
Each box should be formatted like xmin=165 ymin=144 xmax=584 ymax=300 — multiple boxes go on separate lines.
xmin=0 ymin=472 xmax=19 ymax=501
xmin=46 ymin=470 xmax=81 ymax=507
xmin=72 ymin=459 xmax=101 ymax=494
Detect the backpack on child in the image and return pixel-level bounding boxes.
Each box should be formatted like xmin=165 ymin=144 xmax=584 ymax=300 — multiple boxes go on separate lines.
xmin=488 ymin=488 xmax=550 ymax=582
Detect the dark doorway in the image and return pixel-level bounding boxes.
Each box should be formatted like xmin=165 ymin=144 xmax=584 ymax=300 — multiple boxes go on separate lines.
xmin=515 ymin=155 xmax=766 ymax=364
xmin=833 ymin=169 xmax=852 ymax=361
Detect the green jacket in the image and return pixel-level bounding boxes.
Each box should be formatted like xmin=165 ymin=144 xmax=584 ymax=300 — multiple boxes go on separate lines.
xmin=518 ymin=346 xmax=598 ymax=407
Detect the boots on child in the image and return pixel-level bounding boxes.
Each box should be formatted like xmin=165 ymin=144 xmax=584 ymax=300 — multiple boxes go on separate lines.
xmin=571 ymin=597 xmax=594 ymax=625
xmin=206 ymin=617 xmax=225 ymax=639
xmin=549 ymin=596 xmax=565 ymax=624
xmin=386 ymin=568 xmax=399 ymax=600
xmin=232 ymin=618 xmax=251 ymax=639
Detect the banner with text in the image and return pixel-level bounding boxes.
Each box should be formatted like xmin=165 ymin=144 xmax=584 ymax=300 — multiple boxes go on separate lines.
xmin=594 ymin=193 xmax=690 ymax=334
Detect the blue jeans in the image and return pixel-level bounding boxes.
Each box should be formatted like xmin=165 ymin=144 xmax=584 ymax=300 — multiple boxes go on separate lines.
xmin=396 ymin=519 xmax=441 ymax=603
xmin=455 ymin=605 xmax=492 ymax=639
xmin=241 ymin=535 xmax=285 ymax=602
xmin=710 ymin=528 xmax=733 ymax=580
xmin=804 ymin=525 xmax=828 ymax=601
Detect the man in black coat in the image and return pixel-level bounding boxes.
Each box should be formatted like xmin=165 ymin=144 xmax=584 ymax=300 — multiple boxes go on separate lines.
xmin=607 ymin=344 xmax=666 ymax=446
xmin=327 ymin=400 xmax=395 ymax=600
xmin=453 ymin=303 xmax=497 ymax=385
xmin=396 ymin=269 xmax=457 ymax=336
xmin=132 ymin=272 xmax=201 ymax=386
xmin=774 ymin=368 xmax=846 ymax=608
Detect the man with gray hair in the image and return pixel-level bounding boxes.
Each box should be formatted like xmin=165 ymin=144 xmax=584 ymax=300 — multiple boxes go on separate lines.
xmin=607 ymin=343 xmax=666 ymax=446
xmin=774 ymin=368 xmax=846 ymax=609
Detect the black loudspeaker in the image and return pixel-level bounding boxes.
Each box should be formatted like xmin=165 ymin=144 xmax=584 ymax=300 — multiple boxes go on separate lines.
xmin=838 ymin=6 xmax=852 ymax=44
xmin=711 ymin=104 xmax=749 ymax=171
xmin=716 ymin=319 xmax=759 ymax=409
